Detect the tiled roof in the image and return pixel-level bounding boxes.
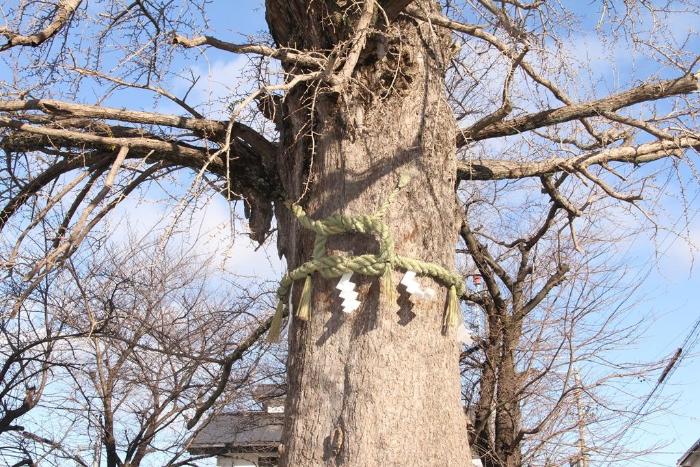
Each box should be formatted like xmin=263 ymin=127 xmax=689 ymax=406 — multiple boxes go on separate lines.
xmin=252 ymin=384 xmax=286 ymax=402
xmin=189 ymin=412 xmax=283 ymax=452
xmin=679 ymin=436 xmax=700 ymax=466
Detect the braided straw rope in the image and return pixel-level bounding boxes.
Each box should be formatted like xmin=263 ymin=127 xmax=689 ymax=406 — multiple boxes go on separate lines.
xmin=268 ymin=176 xmax=465 ymax=342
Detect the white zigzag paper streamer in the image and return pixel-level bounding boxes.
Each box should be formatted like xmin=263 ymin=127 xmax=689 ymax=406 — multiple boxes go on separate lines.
xmin=455 ymin=321 xmax=474 ymax=346
xmin=456 ymin=304 xmax=475 ymax=346
xmin=400 ymin=270 xmax=436 ymax=301
xmin=336 ymin=272 xmax=361 ymax=313
xmin=285 ymin=281 xmax=294 ymax=335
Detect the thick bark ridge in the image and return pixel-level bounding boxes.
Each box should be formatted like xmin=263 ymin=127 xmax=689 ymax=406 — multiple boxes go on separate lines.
xmin=266 ymin=1 xmax=472 ymax=465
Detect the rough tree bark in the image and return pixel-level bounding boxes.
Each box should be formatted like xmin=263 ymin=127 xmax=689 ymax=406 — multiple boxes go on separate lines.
xmin=494 ymin=318 xmax=523 ymax=467
xmin=265 ymin=1 xmax=471 ymax=465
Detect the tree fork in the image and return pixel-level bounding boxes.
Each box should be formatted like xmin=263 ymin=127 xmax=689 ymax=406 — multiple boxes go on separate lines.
xmin=266 ymin=1 xmax=472 ymax=465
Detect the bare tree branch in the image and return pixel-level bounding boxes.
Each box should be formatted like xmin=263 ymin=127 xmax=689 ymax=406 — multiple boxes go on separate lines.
xmin=540 ymin=175 xmax=582 ymax=217
xmin=0 ymin=0 xmax=82 ymax=51
xmin=0 ymin=116 xmax=216 ymax=164
xmin=171 ymin=34 xmax=325 ymax=68
xmin=457 ymin=137 xmax=698 ymax=181
xmin=0 ymin=99 xmax=224 ymax=136
xmin=185 ymin=313 xmax=278 ymax=429
xmin=458 ymin=73 xmax=700 ymax=144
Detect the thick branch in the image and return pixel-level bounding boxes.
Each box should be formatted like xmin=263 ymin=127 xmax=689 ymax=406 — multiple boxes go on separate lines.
xmin=0 ymin=116 xmax=217 ymax=165
xmin=540 ymin=175 xmax=582 ymax=217
xmin=0 ymin=0 xmax=82 ymax=51
xmin=0 ymin=98 xmax=277 ymax=163
xmin=459 ymin=74 xmax=699 ymax=144
xmin=328 ymin=0 xmax=376 ymax=88
xmin=0 ymin=388 xmax=39 ymax=434
xmin=171 ymin=34 xmax=325 ymax=68
xmin=0 ymin=99 xmax=224 ymax=136
xmin=457 ymin=137 xmax=699 ymax=181
xmin=380 ymin=0 xmax=417 ymax=21
xmin=0 ymin=151 xmax=106 ymax=230
xmin=408 ymin=6 xmax=699 ymax=146
xmin=0 ymin=107 xmax=281 ymax=242
xmin=460 ymin=221 xmax=509 ymax=310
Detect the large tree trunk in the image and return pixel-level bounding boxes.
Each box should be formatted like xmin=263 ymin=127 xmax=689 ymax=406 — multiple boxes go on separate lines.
xmin=266 ymin=1 xmax=472 ymax=465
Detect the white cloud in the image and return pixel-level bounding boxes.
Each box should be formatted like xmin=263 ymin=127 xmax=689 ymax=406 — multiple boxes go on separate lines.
xmin=160 ymin=55 xmax=253 ymax=119
xmin=105 ymin=179 xmax=282 ymax=280
xmin=191 ymin=57 xmax=252 ymax=117
xmin=657 ymin=226 xmax=700 ymax=280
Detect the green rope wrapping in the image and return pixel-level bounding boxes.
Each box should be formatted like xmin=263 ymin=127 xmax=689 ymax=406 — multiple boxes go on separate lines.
xmin=267 ymin=176 xmax=465 ymax=342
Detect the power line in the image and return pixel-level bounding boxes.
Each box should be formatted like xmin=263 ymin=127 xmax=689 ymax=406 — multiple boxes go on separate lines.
xmin=663 ymin=313 xmax=700 ymax=383
xmin=602 ymin=312 xmax=700 ymax=465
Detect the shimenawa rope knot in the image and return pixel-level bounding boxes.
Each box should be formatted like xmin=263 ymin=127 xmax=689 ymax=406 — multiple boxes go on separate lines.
xmin=267 ymin=175 xmax=465 ymax=342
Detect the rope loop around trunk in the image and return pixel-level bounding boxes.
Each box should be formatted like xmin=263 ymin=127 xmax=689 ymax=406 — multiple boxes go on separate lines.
xmin=268 ymin=176 xmax=465 ymax=342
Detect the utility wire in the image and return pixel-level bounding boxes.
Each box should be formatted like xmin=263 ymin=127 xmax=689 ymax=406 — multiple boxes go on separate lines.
xmin=602 ymin=312 xmax=700 ymax=465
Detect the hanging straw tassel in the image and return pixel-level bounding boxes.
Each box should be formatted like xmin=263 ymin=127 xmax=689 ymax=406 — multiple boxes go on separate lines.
xmin=382 ymin=265 xmax=395 ymax=305
xmin=267 ymin=300 xmax=285 ymax=343
xmin=443 ymin=285 xmax=460 ymax=329
xmin=296 ymin=275 xmax=312 ymax=321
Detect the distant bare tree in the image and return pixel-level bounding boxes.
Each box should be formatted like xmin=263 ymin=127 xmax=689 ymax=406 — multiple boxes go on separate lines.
xmin=1 ymin=235 xmax=284 ymax=466
xmin=458 ymin=189 xmax=668 ymax=466
xmin=0 ymin=218 xmax=95 ymax=466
